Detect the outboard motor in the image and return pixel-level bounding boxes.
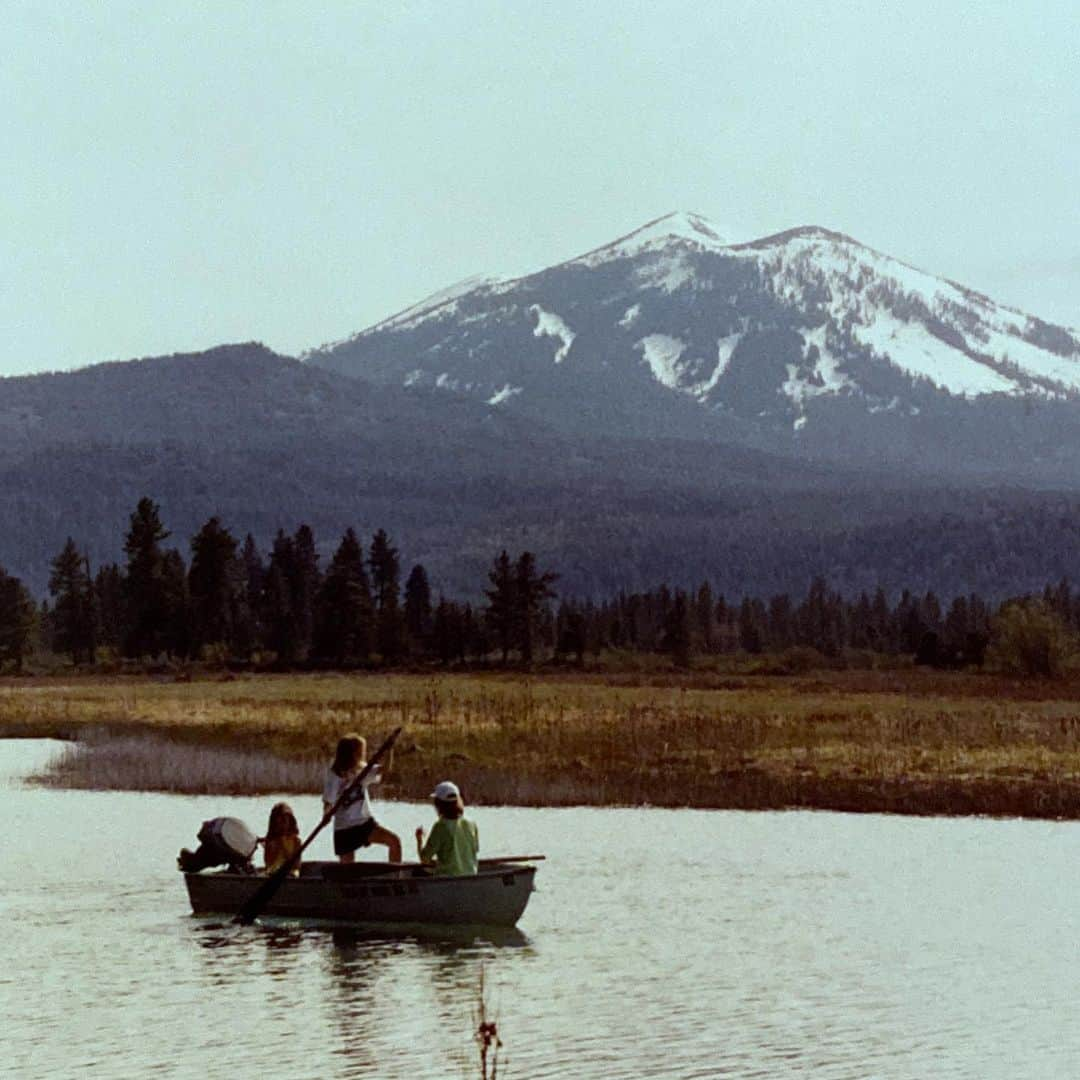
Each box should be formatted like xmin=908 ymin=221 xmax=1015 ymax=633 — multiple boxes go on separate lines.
xmin=178 ymin=817 xmax=258 ymax=874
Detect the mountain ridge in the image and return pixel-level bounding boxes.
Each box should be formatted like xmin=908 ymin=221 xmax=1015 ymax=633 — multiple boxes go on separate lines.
xmin=5 ymin=214 xmax=1080 ymax=602
xmin=307 ymin=211 xmax=1080 ymax=477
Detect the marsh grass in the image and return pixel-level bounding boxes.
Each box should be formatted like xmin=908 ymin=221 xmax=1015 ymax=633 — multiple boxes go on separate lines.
xmin=34 ymin=728 xmax=325 ymax=794
xmin=8 ymin=670 xmax=1080 ymax=816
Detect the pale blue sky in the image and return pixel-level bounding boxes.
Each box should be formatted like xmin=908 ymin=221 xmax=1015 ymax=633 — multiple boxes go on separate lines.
xmin=3 ymin=1 xmax=1078 ymax=376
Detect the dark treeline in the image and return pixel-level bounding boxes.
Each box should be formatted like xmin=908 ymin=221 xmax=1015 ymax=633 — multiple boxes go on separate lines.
xmin=0 ymin=495 xmax=1078 ymax=673
xmin=561 ymin=580 xmax=995 ymax=669
xmin=0 ymin=497 xmax=562 ymax=672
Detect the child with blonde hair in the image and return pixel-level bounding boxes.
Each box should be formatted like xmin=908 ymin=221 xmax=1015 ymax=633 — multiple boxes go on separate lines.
xmin=262 ymin=802 xmax=301 ymax=876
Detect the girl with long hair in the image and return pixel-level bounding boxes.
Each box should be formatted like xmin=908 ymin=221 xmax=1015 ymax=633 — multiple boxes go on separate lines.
xmin=322 ymin=733 xmax=402 ymax=863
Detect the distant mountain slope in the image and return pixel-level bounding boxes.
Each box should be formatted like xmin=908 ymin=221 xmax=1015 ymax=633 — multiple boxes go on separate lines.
xmin=4 ymin=343 xmax=1080 ymax=605
xmin=307 ymin=212 xmax=1080 ymax=479
xmin=0 ymin=342 xmax=870 ymax=596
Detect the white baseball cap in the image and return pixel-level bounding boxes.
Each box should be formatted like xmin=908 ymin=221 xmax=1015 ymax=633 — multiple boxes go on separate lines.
xmin=431 ymin=780 xmax=461 ymax=800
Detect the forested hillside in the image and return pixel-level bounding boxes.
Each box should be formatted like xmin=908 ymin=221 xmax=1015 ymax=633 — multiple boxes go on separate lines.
xmin=4 ymin=343 xmax=1080 ymax=603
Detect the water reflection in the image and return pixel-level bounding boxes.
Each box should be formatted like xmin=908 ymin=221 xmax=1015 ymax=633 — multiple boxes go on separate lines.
xmin=189 ymin=915 xmax=530 ymax=954
xmin=321 ymin=926 xmax=394 ymax=1072
xmin=327 ymin=922 xmax=531 ymax=952
xmin=189 ymin=919 xmax=312 ymax=990
xmin=261 ymin=925 xmax=306 ymax=952
xmin=314 ymin=920 xmax=534 ymax=1074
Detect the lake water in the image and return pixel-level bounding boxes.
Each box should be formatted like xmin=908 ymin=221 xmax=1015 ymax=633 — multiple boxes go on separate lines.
xmin=3 ymin=739 xmax=1080 ymax=1079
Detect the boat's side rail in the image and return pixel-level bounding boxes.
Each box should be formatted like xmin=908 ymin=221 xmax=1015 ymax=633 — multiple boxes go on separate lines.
xmin=194 ymin=859 xmax=541 ymax=884
xmin=309 ymin=858 xmax=541 ymax=878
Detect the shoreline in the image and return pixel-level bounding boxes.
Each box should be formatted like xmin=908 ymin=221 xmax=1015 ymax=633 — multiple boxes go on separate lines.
xmin=5 ymin=669 xmax=1080 ymax=820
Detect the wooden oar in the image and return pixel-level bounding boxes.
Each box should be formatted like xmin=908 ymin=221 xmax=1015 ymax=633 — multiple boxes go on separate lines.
xmin=479 ymin=855 xmax=546 ymax=865
xmin=234 ymin=726 xmax=403 ymax=925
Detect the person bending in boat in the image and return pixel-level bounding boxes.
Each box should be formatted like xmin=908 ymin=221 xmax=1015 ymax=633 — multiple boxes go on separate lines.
xmin=323 ymin=733 xmax=402 ymax=864
xmin=415 ymin=780 xmax=478 ymax=875
xmin=262 ymin=801 xmax=302 ymax=876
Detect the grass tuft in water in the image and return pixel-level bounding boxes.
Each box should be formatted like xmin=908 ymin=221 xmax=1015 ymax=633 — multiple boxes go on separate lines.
xmin=32 ymin=728 xmax=323 ymax=795
xmin=473 ymin=963 xmax=503 ymax=1080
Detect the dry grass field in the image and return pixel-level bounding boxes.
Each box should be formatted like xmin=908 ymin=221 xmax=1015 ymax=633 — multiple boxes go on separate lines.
xmin=6 ymin=668 xmax=1080 ymax=817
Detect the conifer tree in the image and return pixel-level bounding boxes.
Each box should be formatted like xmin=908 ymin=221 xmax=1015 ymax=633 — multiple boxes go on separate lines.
xmin=607 ymin=595 xmax=626 ymax=649
xmin=694 ymin=582 xmax=715 ymax=652
xmin=965 ymin=593 xmax=992 ymax=665
xmin=260 ymin=525 xmax=321 ymax=665
xmin=94 ymin=563 xmax=124 ymax=650
xmin=653 ymin=585 xmax=673 ymax=649
xmin=461 ymin=602 xmax=482 ymax=663
xmin=234 ymin=534 xmax=265 ymax=659
xmin=404 ymin=564 xmax=433 ymax=656
xmin=514 ymin=551 xmax=557 ymax=665
xmin=894 ymin=589 xmax=925 ymax=655
xmin=292 ymin=524 xmax=320 ymax=661
xmin=48 ymin=537 xmax=96 ymax=665
xmin=871 ymin=588 xmax=892 ymax=651
xmin=188 ymin=516 xmax=239 ymax=655
xmin=850 ymin=592 xmax=874 ymax=650
xmin=738 ymin=596 xmax=765 ymax=653
xmin=767 ymin=593 xmax=794 ymax=651
xmin=485 ymin=550 xmax=516 ymax=664
xmin=715 ymin=595 xmax=737 ymax=652
xmin=314 ymin=527 xmax=373 ymax=665
xmin=0 ymin=566 xmax=35 ymax=672
xmin=369 ymin=529 xmax=404 ymax=663
xmin=123 ymin=497 xmax=171 ymax=658
xmin=624 ymin=593 xmax=643 ymax=649
xmin=556 ymin=601 xmax=587 ymax=666
xmin=664 ymin=590 xmax=693 ymax=667
xmin=432 ymin=597 xmax=463 ymax=665
xmin=265 ymin=530 xmax=298 ymax=663
xmin=160 ymin=549 xmax=192 ymax=658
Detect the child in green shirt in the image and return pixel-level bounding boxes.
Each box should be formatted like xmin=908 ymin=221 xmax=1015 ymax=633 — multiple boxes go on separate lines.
xmin=415 ymin=780 xmax=479 ymax=875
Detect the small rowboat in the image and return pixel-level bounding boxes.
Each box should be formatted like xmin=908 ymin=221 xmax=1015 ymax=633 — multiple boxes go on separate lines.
xmin=184 ymin=858 xmax=539 ymax=927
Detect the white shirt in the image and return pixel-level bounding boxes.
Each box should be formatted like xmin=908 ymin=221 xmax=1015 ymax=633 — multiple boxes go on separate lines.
xmin=322 ymin=765 xmax=381 ymax=830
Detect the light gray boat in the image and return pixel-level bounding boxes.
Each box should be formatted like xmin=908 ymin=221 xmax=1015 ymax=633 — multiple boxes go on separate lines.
xmin=184 ymin=858 xmax=539 ymax=927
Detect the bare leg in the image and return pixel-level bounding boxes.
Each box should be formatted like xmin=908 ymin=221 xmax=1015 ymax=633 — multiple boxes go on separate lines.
xmin=339 ymin=850 xmax=355 ymax=864
xmin=369 ymin=824 xmax=402 ymax=863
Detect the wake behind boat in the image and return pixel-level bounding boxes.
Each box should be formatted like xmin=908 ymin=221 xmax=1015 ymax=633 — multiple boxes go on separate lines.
xmin=184 ymin=858 xmax=539 ymax=926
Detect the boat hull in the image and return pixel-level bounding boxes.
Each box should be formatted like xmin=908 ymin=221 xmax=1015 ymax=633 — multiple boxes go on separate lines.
xmin=184 ymin=861 xmax=537 ymax=927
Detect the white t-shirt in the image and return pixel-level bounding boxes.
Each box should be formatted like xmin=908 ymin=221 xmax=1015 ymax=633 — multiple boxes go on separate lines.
xmin=322 ymin=765 xmax=381 ymax=831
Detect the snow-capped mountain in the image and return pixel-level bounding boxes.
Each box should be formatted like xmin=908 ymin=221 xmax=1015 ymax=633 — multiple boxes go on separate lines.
xmin=307 ymin=212 xmax=1080 ymax=475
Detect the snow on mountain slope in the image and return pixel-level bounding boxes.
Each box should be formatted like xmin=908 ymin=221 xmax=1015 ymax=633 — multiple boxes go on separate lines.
xmin=732 ymin=227 xmax=1080 ymax=397
xmin=306 ymin=213 xmax=1080 ymax=462
xmin=529 ymin=304 xmax=576 ymax=363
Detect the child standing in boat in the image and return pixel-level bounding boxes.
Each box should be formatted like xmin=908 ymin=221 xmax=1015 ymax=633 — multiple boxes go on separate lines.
xmin=415 ymin=780 xmax=479 ymax=875
xmin=323 ymin=733 xmax=402 ymax=863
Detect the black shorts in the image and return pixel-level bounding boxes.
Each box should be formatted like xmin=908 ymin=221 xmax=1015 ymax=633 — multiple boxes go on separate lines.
xmin=334 ymin=819 xmax=377 ymax=855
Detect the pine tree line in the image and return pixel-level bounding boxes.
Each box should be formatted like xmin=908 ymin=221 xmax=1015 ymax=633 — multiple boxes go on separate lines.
xmin=3 ymin=494 xmax=1080 ymax=673
xmin=555 ymin=580 xmax=996 ymax=668
xmin=5 ymin=497 xmax=563 ymax=670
